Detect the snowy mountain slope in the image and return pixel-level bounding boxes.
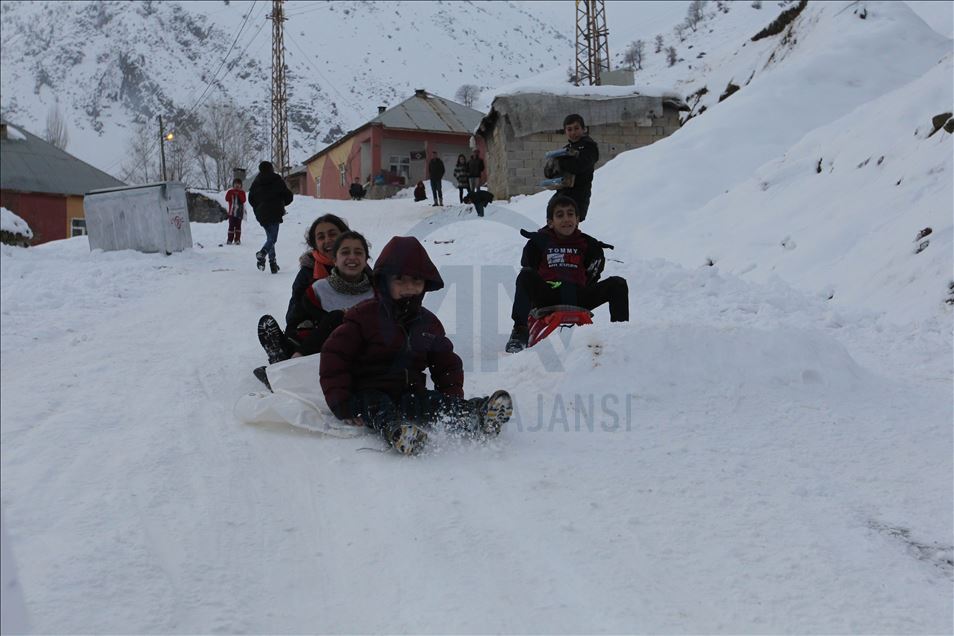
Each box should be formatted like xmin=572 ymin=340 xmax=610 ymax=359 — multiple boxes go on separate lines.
xmin=0 ymin=0 xmax=576 ymax=174
xmin=1 ymin=194 xmax=950 ymax=632
xmin=506 ymin=0 xmax=952 ymax=323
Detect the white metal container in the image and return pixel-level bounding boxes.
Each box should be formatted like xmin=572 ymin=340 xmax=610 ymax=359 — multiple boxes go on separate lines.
xmin=84 ymin=182 xmax=193 ymax=253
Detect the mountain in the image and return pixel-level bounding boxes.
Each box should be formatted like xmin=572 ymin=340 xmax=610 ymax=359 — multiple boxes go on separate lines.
xmin=0 ymin=0 xmax=574 ymax=176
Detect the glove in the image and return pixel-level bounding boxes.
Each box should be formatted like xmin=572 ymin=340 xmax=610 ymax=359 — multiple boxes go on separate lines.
xmin=547 ymin=281 xmax=562 ymax=289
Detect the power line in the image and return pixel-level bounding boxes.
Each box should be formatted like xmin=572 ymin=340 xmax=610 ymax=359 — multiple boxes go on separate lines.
xmin=181 ymin=0 xmax=260 ymax=121
xmin=284 ymin=30 xmax=365 ymax=116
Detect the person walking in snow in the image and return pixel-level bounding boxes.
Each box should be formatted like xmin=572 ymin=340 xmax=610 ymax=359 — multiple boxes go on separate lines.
xmin=467 ymin=149 xmax=485 ymax=195
xmin=549 ymin=113 xmax=599 ymax=222
xmin=248 ymin=160 xmax=294 ymax=274
xmin=224 ymin=178 xmax=246 ymax=245
xmin=428 ymin=151 xmax=445 ymax=206
xmin=453 ymin=154 xmax=469 ymax=203
xmin=505 ymin=195 xmax=628 ymax=353
xmin=319 ymin=236 xmax=513 ymax=455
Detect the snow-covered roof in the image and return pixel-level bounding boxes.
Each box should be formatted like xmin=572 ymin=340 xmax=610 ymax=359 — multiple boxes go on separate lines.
xmin=370 ymin=90 xmax=484 ymax=134
xmin=0 ymin=121 xmax=125 ymax=196
xmin=478 ymin=89 xmax=689 ymax=139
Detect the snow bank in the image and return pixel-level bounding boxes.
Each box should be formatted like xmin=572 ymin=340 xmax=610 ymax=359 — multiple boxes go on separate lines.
xmin=1 ymin=207 xmax=33 ymax=239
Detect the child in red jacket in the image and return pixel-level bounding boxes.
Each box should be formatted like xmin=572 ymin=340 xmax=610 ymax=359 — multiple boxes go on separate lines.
xmin=319 ymin=236 xmax=512 ymax=455
xmin=225 ymin=178 xmax=246 ymax=245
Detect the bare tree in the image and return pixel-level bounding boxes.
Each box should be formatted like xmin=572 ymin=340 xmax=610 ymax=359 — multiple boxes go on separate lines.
xmin=623 ymin=40 xmax=646 ymax=70
xmin=193 ymin=100 xmax=260 ymax=190
xmin=654 ymin=34 xmax=665 ymax=53
xmin=454 ymin=84 xmax=480 ymax=108
xmin=666 ymin=46 xmax=679 ymax=67
xmin=674 ymin=21 xmax=688 ymax=42
xmin=44 ymin=102 xmax=69 ymax=150
xmin=685 ymin=0 xmax=707 ymax=31
xmin=119 ymin=121 xmax=160 ymax=185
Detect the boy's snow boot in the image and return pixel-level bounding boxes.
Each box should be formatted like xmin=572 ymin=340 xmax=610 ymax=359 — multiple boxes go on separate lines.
xmin=256 ymin=250 xmax=266 ymax=271
xmin=252 ymin=366 xmax=272 ymax=391
xmin=476 ymin=390 xmax=513 ymax=436
xmin=269 ymin=260 xmax=280 ymax=274
xmin=505 ymin=325 xmax=529 ymax=353
xmin=257 ymin=315 xmax=289 ymax=364
xmin=389 ymin=424 xmax=428 ymax=455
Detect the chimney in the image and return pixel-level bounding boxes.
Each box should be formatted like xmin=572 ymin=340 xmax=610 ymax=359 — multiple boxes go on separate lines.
xmin=378 ymin=105 xmax=386 ymax=114
xmin=414 ymin=89 xmax=427 ymax=98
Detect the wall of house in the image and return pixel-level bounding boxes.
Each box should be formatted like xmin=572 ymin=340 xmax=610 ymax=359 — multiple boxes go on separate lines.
xmin=0 ymin=190 xmax=68 ymax=244
xmin=67 ymin=196 xmax=85 ymax=237
xmin=484 ymin=105 xmax=682 ymax=199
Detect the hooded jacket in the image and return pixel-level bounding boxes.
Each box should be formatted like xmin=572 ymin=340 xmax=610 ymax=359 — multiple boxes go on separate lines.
xmin=319 ymin=237 xmax=463 ymax=419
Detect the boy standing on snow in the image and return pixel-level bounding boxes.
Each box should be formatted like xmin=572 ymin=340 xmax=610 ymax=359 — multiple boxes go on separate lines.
xmin=506 ymin=195 xmax=628 ymax=353
xmin=428 ymin=151 xmax=445 ymax=206
xmin=551 ymin=113 xmax=599 ymax=222
xmin=319 ymin=236 xmax=513 ymax=455
xmin=225 ymin=178 xmax=246 ymax=245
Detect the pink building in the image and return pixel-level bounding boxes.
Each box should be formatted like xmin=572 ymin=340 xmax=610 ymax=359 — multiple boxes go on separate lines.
xmin=301 ymin=89 xmax=486 ymax=200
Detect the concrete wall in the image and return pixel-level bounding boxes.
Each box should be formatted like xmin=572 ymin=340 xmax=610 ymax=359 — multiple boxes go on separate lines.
xmin=484 ymin=105 xmax=682 ymax=199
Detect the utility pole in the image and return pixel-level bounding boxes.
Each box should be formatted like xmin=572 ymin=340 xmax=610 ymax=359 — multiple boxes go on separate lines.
xmin=158 ymin=114 xmax=167 ymax=181
xmin=268 ymin=0 xmax=290 ymax=177
xmin=575 ymin=0 xmax=610 ymax=86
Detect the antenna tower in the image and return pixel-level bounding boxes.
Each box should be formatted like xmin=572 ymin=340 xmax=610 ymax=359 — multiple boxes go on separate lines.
xmin=268 ymin=0 xmax=290 ymax=176
xmin=574 ymin=0 xmax=610 ymax=86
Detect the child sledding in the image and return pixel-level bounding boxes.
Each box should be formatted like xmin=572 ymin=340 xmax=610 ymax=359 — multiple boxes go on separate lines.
xmin=319 ymin=236 xmax=513 ymax=455
xmin=506 ymin=195 xmax=629 ymax=353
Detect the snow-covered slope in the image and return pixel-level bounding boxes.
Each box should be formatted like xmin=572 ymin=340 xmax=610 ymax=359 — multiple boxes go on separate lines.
xmin=1 ymin=192 xmax=950 ymax=632
xmin=1 ymin=1 xmax=952 ymax=632
xmin=0 ymin=0 xmax=578 ymax=175
xmin=509 ymin=1 xmax=953 ymax=323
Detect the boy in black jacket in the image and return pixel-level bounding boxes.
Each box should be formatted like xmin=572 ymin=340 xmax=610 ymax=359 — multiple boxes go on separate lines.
xmin=551 ymin=113 xmax=599 ymax=222
xmin=506 ymin=195 xmax=628 ymax=353
xmin=249 ymin=160 xmax=294 ymax=274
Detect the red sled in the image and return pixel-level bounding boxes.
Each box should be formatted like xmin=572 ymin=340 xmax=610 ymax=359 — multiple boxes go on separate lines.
xmin=527 ymin=305 xmax=593 ymax=347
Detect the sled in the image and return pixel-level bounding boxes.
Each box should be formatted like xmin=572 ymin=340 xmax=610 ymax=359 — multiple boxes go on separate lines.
xmin=527 ymin=304 xmax=593 ymax=347
xmin=540 ymin=148 xmax=579 ymax=190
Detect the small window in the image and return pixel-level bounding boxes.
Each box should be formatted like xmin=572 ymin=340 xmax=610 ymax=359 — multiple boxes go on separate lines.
xmin=71 ymin=218 xmax=87 ymax=237
xmin=388 ymin=155 xmax=410 ymax=181
xmin=315 ymin=176 xmax=321 ymax=197
xmin=339 ymin=163 xmax=347 ymax=187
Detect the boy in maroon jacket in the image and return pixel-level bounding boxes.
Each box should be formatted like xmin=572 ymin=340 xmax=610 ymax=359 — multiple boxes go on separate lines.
xmin=319 ymin=236 xmax=512 ymax=455
xmin=225 ymin=178 xmax=246 ymax=245
xmin=506 ymin=195 xmax=629 ymax=353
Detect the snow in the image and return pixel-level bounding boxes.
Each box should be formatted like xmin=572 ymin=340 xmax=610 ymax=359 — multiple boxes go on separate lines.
xmin=0 ymin=206 xmax=33 ymax=238
xmin=3 ymin=123 xmax=26 ymax=141
xmin=1 ymin=1 xmax=952 ymax=633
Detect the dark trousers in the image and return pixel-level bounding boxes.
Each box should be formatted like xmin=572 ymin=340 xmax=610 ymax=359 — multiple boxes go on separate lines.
xmin=458 ymin=186 xmax=467 ymax=203
xmin=227 ymin=216 xmax=242 ymax=243
xmin=511 ymin=268 xmax=629 ymax=327
xmin=473 ymin=199 xmax=486 ymax=217
xmin=260 ymin=223 xmax=280 ymax=261
xmin=430 ymin=178 xmax=443 ymax=204
xmin=350 ymin=390 xmax=480 ymax=437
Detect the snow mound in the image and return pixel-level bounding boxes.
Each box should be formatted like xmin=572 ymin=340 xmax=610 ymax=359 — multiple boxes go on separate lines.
xmin=1 ymin=207 xmax=33 ymax=240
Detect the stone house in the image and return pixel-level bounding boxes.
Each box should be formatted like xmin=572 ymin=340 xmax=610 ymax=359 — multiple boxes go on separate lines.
xmin=476 ymin=91 xmax=687 ymax=199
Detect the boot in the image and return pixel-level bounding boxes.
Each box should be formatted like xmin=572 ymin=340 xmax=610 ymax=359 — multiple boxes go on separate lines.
xmin=269 ymin=260 xmax=280 ymax=274
xmin=252 ymin=366 xmax=272 ymax=392
xmin=257 ymin=315 xmax=289 ymax=364
xmin=505 ymin=325 xmax=529 ymax=353
xmin=475 ymin=390 xmax=513 ymax=436
xmin=389 ymin=424 xmax=428 ymax=455
xmin=256 ymin=250 xmax=266 ymax=271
